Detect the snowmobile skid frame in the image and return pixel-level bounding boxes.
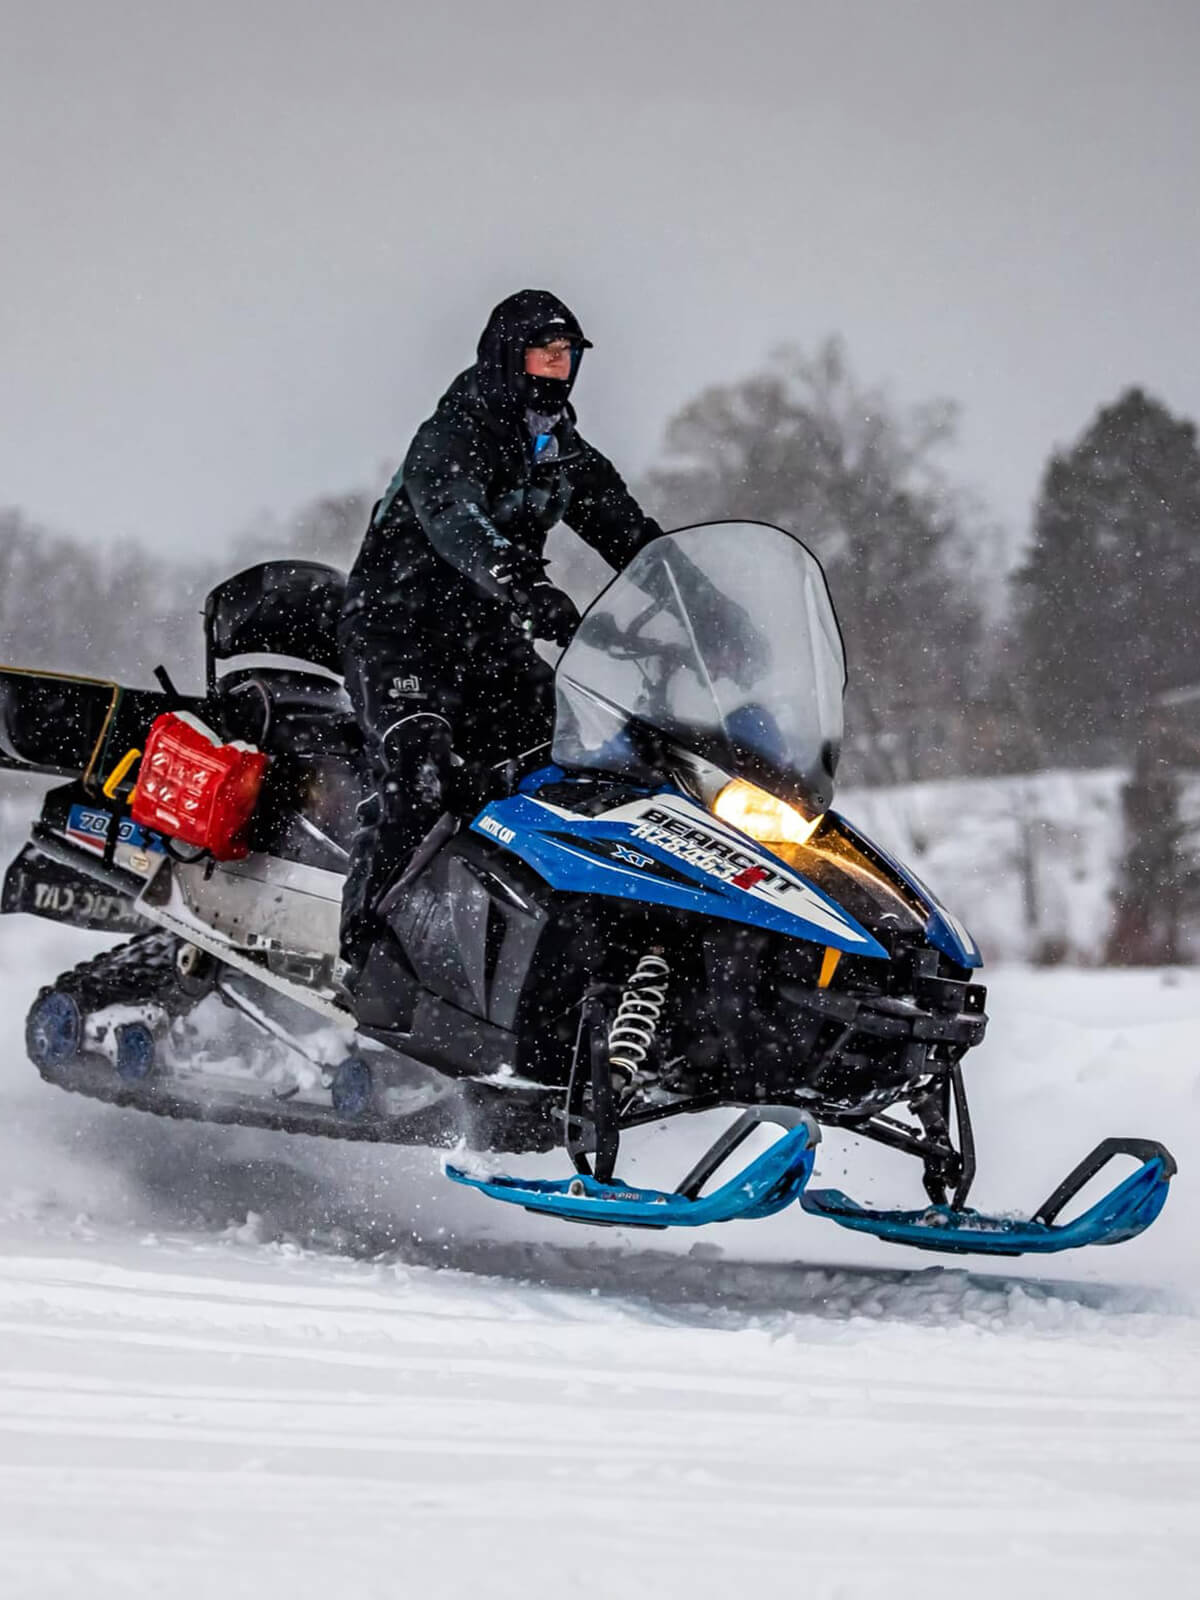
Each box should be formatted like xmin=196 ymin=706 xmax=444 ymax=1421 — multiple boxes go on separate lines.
xmin=22 ymin=925 xmax=561 ymax=1152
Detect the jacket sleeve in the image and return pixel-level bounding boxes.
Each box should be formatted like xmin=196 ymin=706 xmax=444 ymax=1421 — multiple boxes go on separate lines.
xmin=564 ymin=439 xmax=663 ymax=571
xmin=395 ymin=413 xmax=530 ymax=601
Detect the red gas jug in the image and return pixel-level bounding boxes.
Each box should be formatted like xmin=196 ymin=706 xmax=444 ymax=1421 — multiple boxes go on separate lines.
xmin=132 ymin=712 xmax=267 ymax=861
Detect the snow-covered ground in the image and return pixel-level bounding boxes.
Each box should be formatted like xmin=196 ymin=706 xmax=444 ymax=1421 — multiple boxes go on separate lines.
xmin=0 ymin=907 xmax=1197 ymax=1598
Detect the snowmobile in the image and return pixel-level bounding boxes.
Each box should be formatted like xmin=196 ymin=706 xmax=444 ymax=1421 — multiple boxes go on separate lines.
xmin=0 ymin=521 xmax=1175 ymax=1255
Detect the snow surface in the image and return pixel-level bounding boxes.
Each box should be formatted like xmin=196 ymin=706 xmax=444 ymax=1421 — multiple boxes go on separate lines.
xmin=1 ymin=921 xmax=1199 ymax=1595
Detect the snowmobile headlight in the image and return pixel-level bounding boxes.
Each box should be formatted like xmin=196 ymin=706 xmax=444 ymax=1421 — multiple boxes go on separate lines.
xmin=711 ymin=778 xmax=823 ymax=846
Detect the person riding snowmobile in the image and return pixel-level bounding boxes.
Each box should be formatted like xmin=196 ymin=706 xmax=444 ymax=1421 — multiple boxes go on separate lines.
xmin=338 ymin=288 xmax=663 ymax=978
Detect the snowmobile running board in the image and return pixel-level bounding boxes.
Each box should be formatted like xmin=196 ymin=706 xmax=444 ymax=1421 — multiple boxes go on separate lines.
xmin=446 ymin=1118 xmax=1176 ymax=1256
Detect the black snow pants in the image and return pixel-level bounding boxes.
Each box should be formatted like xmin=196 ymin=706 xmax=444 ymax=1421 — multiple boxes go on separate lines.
xmin=338 ymin=620 xmax=556 ymax=968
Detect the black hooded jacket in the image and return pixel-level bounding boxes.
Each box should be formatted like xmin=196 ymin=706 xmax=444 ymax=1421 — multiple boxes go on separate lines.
xmin=342 ymin=290 xmax=662 ymax=643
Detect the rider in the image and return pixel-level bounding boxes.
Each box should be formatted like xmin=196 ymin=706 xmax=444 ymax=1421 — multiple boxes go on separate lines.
xmin=338 ymin=288 xmax=662 ymax=978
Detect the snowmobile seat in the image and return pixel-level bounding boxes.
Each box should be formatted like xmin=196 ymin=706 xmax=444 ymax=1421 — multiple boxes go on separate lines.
xmin=214 ymin=667 xmax=361 ymax=758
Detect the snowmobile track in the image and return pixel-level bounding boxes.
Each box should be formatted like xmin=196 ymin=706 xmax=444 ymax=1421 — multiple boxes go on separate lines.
xmin=24 ymin=932 xmax=400 ymax=1144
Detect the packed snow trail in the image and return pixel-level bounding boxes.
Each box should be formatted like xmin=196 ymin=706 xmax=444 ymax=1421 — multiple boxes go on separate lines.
xmin=1 ymin=918 xmax=1198 ymax=1597
xmin=2 ymin=1225 xmax=1198 ymax=1600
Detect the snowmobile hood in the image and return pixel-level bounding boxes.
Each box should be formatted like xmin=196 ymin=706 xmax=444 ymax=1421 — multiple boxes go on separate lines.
xmin=474 ymin=289 xmax=591 ymax=421
xmin=472 ymin=781 xmax=889 ymax=957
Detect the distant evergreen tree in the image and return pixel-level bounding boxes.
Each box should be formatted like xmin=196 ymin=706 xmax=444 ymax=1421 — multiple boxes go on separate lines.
xmin=1106 ymin=742 xmax=1194 ymax=965
xmin=1015 ymin=389 xmax=1200 ymax=760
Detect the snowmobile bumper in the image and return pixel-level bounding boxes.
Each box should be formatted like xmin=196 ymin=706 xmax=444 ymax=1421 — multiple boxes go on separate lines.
xmin=446 ymin=1124 xmax=1175 ymax=1253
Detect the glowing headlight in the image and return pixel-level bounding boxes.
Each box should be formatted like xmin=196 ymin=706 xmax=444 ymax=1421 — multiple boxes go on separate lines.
xmin=711 ymin=778 xmax=823 ymax=845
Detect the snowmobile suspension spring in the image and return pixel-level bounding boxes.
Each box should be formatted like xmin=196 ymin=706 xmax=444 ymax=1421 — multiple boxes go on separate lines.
xmin=608 ymin=952 xmax=670 ymax=1081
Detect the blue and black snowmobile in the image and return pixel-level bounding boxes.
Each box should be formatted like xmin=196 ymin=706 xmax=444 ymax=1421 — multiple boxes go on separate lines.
xmin=0 ymin=521 xmax=1175 ymax=1255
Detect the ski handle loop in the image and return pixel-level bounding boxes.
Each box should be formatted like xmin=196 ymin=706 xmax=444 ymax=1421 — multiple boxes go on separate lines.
xmin=1033 ymin=1136 xmax=1178 ymax=1225
xmin=675 ymin=1104 xmax=819 ymax=1200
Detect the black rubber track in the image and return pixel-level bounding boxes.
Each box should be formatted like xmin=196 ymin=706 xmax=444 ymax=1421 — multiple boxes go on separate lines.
xmin=23 ymin=930 xmax=545 ymax=1149
xmin=29 ymin=930 xmax=186 ymax=1030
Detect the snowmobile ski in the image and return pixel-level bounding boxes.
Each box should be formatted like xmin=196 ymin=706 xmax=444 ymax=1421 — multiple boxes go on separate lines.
xmin=799 ymin=1137 xmax=1175 ymax=1256
xmin=448 ymin=1122 xmax=1175 ymax=1253
xmin=446 ymin=1106 xmax=820 ymax=1228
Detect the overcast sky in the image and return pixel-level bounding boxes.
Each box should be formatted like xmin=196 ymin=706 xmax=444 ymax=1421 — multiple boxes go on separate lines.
xmin=2 ymin=0 xmax=1198 ymax=559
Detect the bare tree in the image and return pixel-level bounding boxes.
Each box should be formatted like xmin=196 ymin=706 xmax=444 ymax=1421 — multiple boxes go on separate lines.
xmin=640 ymin=339 xmax=989 ymax=784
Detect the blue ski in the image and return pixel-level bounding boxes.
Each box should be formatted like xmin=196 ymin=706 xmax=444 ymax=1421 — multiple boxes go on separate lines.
xmin=446 ymin=1107 xmax=820 ymax=1228
xmin=446 ymin=1120 xmax=1174 ymax=1254
xmin=800 ymin=1141 xmax=1174 ymax=1256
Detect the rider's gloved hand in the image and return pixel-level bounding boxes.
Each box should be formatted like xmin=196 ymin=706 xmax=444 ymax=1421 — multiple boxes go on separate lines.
xmin=522 ymin=583 xmax=581 ymax=646
xmin=479 ymin=544 xmax=578 ymax=644
xmin=484 ymin=546 xmax=546 ymax=603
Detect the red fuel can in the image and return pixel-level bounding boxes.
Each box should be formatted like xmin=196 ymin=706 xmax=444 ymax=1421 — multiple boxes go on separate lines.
xmin=132 ymin=712 xmax=268 ymax=860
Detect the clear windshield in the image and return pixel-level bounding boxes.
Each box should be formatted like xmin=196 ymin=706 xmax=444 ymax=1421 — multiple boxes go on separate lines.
xmin=552 ymin=522 xmax=846 ymax=812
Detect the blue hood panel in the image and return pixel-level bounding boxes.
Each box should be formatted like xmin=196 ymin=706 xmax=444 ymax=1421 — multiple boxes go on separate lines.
xmin=471 ymin=777 xmax=887 ymax=957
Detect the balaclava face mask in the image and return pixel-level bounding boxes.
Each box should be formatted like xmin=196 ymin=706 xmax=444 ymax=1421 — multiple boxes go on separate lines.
xmin=522 ymin=344 xmax=583 ymax=416
xmin=474 ymin=289 xmax=592 ymax=421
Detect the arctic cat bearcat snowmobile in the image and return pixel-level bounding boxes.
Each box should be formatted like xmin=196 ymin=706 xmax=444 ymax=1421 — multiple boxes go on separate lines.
xmin=0 ymin=522 xmax=1175 ymax=1254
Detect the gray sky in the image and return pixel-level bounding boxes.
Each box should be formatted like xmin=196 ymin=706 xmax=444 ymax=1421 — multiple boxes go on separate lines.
xmin=2 ymin=0 xmax=1199 ymax=557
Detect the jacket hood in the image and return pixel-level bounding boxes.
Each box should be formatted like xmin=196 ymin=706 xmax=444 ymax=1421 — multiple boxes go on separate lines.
xmin=474 ymin=289 xmax=591 ymax=420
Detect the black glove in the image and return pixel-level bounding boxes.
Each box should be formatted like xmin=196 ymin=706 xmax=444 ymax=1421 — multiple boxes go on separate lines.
xmin=478 ymin=545 xmax=578 ymax=643
xmin=481 ymin=545 xmax=546 ymax=605
xmin=522 ymin=583 xmax=581 ymax=647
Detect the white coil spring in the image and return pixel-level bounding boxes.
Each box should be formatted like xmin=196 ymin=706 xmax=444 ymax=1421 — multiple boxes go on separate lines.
xmin=608 ymin=952 xmax=671 ymax=1080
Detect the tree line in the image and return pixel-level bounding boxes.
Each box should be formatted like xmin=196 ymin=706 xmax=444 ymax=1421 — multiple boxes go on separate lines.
xmin=637 ymin=343 xmax=1200 ymax=788
xmin=3 ymin=340 xmax=1198 ymax=786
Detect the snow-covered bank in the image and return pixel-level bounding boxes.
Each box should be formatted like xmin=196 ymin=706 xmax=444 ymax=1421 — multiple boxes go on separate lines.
xmin=842 ymin=766 xmax=1200 ymax=964
xmin=0 ymin=914 xmax=1198 ymax=1597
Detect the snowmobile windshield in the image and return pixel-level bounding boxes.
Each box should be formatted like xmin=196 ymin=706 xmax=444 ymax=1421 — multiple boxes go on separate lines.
xmin=552 ymin=521 xmax=846 ymax=813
